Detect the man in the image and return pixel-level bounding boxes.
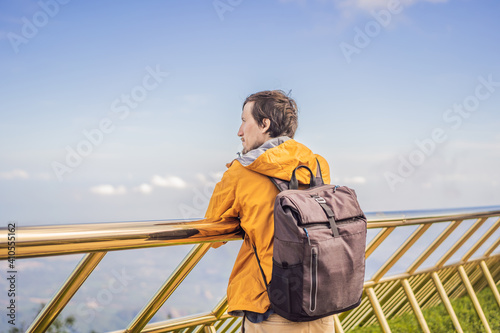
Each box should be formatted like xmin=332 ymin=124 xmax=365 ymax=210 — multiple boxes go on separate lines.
xmin=205 ymin=90 xmax=334 ymax=332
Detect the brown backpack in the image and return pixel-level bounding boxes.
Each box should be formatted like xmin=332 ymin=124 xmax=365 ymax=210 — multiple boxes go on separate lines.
xmin=253 ymin=163 xmax=367 ymax=322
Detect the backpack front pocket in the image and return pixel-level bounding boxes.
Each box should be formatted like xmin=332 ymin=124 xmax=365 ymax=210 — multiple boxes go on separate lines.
xmin=270 ymin=260 xmax=303 ymax=316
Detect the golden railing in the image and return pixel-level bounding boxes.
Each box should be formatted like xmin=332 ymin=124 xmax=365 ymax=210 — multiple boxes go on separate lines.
xmin=1 ymin=206 xmax=499 ymax=332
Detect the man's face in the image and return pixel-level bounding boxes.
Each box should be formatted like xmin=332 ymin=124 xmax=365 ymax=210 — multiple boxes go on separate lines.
xmin=238 ymin=102 xmax=271 ymax=154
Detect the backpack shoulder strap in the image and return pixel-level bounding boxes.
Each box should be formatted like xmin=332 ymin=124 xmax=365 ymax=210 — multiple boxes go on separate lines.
xmin=269 ymin=177 xmax=289 ymax=192
xmin=269 ymin=158 xmax=325 ymax=192
xmin=314 ymin=158 xmax=325 ymax=186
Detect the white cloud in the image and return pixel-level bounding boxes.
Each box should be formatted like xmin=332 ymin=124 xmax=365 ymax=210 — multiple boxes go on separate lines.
xmin=195 ymin=171 xmax=224 ymax=185
xmin=0 ymin=169 xmax=29 ymax=180
xmin=336 ymin=0 xmax=448 ymax=11
xmin=136 ymin=183 xmax=153 ymax=194
xmin=195 ymin=173 xmax=207 ymax=183
xmin=90 ymin=184 xmax=127 ymax=196
xmin=279 ymin=0 xmax=449 ymax=11
xmin=344 ymin=176 xmax=367 ymax=184
xmin=151 ymin=175 xmax=187 ymax=189
xmin=18 ymin=261 xmax=44 ymax=270
xmin=29 ymin=297 xmax=51 ymax=305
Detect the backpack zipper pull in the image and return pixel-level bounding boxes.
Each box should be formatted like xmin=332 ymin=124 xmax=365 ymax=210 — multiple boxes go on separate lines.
xmin=303 ymin=228 xmax=311 ymax=246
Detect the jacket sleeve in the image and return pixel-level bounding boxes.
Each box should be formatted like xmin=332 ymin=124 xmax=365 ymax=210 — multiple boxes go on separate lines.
xmin=204 ymin=164 xmax=242 ymax=247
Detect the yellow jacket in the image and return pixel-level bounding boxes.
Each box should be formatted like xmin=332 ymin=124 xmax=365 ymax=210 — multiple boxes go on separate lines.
xmin=205 ymin=137 xmax=330 ymax=316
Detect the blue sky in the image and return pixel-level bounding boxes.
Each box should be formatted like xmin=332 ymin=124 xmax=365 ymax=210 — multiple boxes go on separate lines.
xmin=1 ymin=0 xmax=499 ymax=226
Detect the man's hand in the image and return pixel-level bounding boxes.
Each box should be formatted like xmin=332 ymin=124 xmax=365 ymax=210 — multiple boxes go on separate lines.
xmin=211 ymin=241 xmax=228 ymax=249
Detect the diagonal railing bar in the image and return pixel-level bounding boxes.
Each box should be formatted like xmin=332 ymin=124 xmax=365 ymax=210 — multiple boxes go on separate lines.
xmin=364 ymin=282 xmax=397 ymax=327
xmin=217 ymin=316 xmax=238 ymax=333
xmin=125 ymin=243 xmax=212 ymax=332
xmin=436 ymin=217 xmax=488 ymax=268
xmin=413 ymin=273 xmax=435 ymax=304
xmin=365 ymin=227 xmax=395 ymax=259
xmin=423 ymin=267 xmax=458 ymax=310
xmin=371 ymin=224 xmax=431 ymax=282
xmin=26 ymin=252 xmax=107 ymax=333
xmin=474 ymin=259 xmax=495 ymax=291
xmin=203 ymin=325 xmax=217 ymax=333
xmin=401 ymin=278 xmax=430 ymax=333
xmin=421 ymin=277 xmax=438 ymax=307
xmin=340 ymin=293 xmax=371 ymax=330
xmin=456 ymin=263 xmax=489 ymax=301
xmin=431 ymin=271 xmax=464 ymax=333
xmin=457 ymin=265 xmax=492 ymax=333
xmin=333 ymin=314 xmax=344 ymax=333
xmin=370 ymin=281 xmax=400 ymax=325
xmin=462 ymin=217 xmax=500 ymax=262
xmin=411 ymin=274 xmax=430 ymax=302
xmin=137 ymin=313 xmax=230 ymax=333
xmin=452 ymin=263 xmax=481 ymax=300
xmin=442 ymin=268 xmax=464 ymax=301
xmin=393 ymin=279 xmax=425 ymax=319
xmin=407 ymin=220 xmax=463 ymax=274
xmin=219 ymin=317 xmax=238 ymax=333
xmin=395 ymin=276 xmax=425 ymax=317
xmin=374 ymin=281 xmax=401 ymax=325
xmin=366 ymin=287 xmax=392 ymax=333
xmin=1 ymin=206 xmax=499 ymax=332
xmin=199 ymin=297 xmax=230 ymax=332
xmin=381 ymin=286 xmax=407 ymax=320
xmin=423 ymin=275 xmax=444 ymax=310
xmin=484 ymin=233 xmax=500 ymax=256
xmin=114 ymin=294 xmax=232 ymax=333
xmin=480 ymin=260 xmax=500 ymax=307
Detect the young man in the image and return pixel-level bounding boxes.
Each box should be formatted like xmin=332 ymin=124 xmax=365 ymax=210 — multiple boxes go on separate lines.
xmin=205 ymin=90 xmax=334 ymax=332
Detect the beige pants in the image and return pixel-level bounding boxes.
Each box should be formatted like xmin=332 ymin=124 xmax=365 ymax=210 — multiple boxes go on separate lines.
xmin=242 ymin=313 xmax=334 ymax=333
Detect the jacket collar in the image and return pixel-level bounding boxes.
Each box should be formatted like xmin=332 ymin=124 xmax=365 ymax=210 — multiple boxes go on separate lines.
xmin=236 ymin=136 xmax=291 ymax=167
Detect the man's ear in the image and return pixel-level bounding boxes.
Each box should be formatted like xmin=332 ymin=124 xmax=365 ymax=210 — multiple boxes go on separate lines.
xmin=260 ymin=118 xmax=271 ymax=133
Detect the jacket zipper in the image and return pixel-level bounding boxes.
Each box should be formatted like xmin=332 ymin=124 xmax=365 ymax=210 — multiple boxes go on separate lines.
xmin=310 ymin=247 xmax=318 ymax=312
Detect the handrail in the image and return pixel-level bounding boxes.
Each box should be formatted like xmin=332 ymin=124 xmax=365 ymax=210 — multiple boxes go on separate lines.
xmin=1 ymin=205 xmax=499 ymax=333
xmin=2 ymin=206 xmax=499 ymax=260
xmin=0 ymin=217 xmax=242 ymax=259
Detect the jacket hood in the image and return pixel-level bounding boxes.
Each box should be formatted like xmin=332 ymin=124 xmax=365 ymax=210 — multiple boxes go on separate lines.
xmin=235 ymin=136 xmax=325 ymax=184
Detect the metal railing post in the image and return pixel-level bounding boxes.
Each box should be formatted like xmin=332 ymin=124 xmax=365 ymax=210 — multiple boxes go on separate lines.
xmin=126 ymin=243 xmax=212 ymax=332
xmin=26 ymin=252 xmax=106 ymax=333
xmin=401 ymin=279 xmax=430 ymax=333
xmin=366 ymin=287 xmax=392 ymax=333
xmin=431 ymin=272 xmax=463 ymax=333
xmin=457 ymin=265 xmax=492 ymax=333
xmin=479 ymin=260 xmax=500 ymax=308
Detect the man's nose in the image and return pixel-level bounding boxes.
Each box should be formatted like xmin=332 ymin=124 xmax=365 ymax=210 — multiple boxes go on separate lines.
xmin=237 ymin=125 xmax=243 ymax=137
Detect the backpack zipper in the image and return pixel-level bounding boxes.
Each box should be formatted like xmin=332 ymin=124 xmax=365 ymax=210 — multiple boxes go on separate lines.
xmin=303 ymin=227 xmax=311 ymax=246
xmin=310 ymin=247 xmax=318 ymax=312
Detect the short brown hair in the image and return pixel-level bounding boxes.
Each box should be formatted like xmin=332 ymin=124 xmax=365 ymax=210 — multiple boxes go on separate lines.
xmin=243 ymin=90 xmax=298 ymax=139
